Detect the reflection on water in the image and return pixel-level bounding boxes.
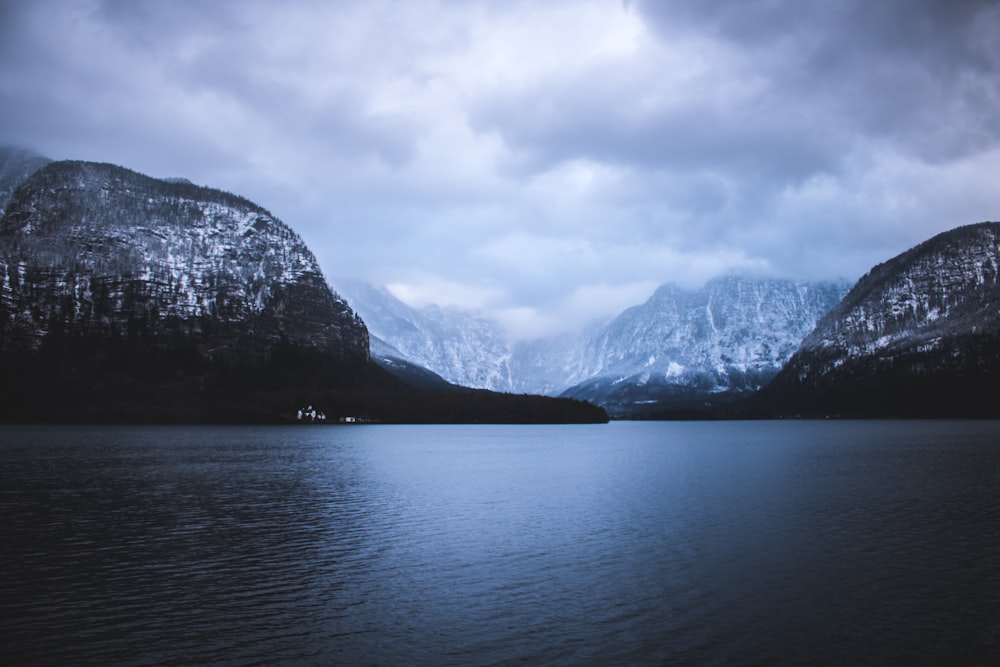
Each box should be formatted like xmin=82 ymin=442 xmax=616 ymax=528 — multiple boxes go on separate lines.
xmin=1 ymin=421 xmax=999 ymax=665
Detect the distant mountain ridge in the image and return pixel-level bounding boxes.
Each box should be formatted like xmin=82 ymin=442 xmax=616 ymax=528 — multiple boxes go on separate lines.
xmin=556 ymin=277 xmax=849 ymax=415
xmin=335 ymin=279 xmax=515 ymax=390
xmin=305 ymin=225 xmax=1000 ymax=419
xmin=764 ymin=221 xmax=1000 ymax=416
xmin=344 ymin=275 xmax=849 ymax=415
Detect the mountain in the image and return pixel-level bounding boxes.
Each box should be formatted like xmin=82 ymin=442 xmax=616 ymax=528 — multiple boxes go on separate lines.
xmin=341 ymin=275 xmax=848 ymax=416
xmin=557 ymin=277 xmax=850 ymax=416
xmin=764 ymin=221 xmax=1000 ymax=417
xmin=366 ymin=334 xmax=457 ymax=390
xmin=0 ymin=146 xmax=50 ymax=217
xmin=509 ymin=328 xmax=594 ymax=395
xmin=337 ymin=279 xmax=603 ymax=395
xmin=0 ymin=160 xmax=372 ymax=420
xmin=0 ymin=160 xmax=369 ymax=359
xmin=335 ymin=279 xmax=516 ymax=391
xmin=0 ymin=158 xmax=605 ymax=424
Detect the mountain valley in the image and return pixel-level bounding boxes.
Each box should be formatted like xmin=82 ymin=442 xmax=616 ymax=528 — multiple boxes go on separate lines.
xmin=345 ymin=276 xmax=850 ymax=417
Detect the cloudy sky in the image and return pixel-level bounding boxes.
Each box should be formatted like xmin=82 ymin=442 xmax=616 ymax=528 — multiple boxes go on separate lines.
xmin=2 ymin=0 xmax=999 ymax=339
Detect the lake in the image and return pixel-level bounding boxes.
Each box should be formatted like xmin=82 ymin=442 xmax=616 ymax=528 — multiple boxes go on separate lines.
xmin=2 ymin=420 xmax=998 ymax=665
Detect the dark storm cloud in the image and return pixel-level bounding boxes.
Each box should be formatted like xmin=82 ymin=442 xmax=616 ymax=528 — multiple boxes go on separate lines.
xmin=635 ymin=0 xmax=1000 ymax=158
xmin=459 ymin=0 xmax=1000 ymax=313
xmin=634 ymin=0 xmax=995 ymax=61
xmin=475 ymin=82 xmax=845 ymax=185
xmin=477 ymin=0 xmax=1000 ymax=180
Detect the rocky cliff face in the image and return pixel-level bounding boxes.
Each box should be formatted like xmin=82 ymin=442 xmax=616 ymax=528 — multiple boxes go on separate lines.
xmin=766 ymin=222 xmax=1000 ymax=416
xmin=335 ymin=279 xmax=514 ymax=391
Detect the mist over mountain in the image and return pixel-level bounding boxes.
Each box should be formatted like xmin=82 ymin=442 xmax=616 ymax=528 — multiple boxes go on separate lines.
xmin=338 ymin=278 xmax=602 ymax=395
xmin=764 ymin=222 xmax=1000 ymax=417
xmin=508 ymin=328 xmax=596 ymax=396
xmin=0 ymin=146 xmax=50 ymax=217
xmin=347 ymin=221 xmax=1000 ymax=420
xmin=249 ymin=211 xmax=1000 ymax=419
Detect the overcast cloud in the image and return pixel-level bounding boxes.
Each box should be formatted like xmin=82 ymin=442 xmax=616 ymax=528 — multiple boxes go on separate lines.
xmin=1 ymin=0 xmax=998 ymax=339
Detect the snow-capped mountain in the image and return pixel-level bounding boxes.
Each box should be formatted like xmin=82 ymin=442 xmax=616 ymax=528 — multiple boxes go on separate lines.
xmin=335 ymin=278 xmax=514 ymax=391
xmin=558 ymin=277 xmax=849 ymax=414
xmin=341 ymin=275 xmax=849 ymax=414
xmin=0 ymin=160 xmax=368 ymax=362
xmin=0 ymin=160 xmax=372 ymax=424
xmin=766 ymin=221 xmax=1000 ymax=416
xmin=508 ymin=328 xmax=595 ymax=395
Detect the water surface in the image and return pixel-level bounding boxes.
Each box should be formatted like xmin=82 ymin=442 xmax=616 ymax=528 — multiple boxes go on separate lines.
xmin=2 ymin=421 xmax=998 ymax=665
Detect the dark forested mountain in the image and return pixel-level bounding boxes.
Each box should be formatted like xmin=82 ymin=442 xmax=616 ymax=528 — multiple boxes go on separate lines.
xmin=557 ymin=277 xmax=849 ymax=416
xmin=764 ymin=221 xmax=1000 ymax=417
xmin=0 ymin=160 xmax=369 ymax=361
xmin=0 ymin=160 xmax=370 ymax=420
xmin=0 ymin=157 xmax=605 ymax=423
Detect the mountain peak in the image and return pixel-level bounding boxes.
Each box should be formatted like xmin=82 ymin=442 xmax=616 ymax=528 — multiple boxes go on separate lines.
xmin=555 ymin=276 xmax=849 ymax=415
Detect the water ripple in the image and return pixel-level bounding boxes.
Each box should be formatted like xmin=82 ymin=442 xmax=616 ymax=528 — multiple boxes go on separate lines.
xmin=2 ymin=421 xmax=999 ymax=665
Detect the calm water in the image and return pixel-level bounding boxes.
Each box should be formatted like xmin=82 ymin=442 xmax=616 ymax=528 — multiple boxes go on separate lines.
xmin=2 ymin=421 xmax=999 ymax=665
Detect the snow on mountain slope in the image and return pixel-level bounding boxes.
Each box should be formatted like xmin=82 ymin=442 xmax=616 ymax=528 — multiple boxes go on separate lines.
xmin=795 ymin=222 xmax=1000 ymax=361
xmin=0 ymin=160 xmax=369 ymax=362
xmin=335 ymin=279 xmax=514 ymax=391
xmin=339 ymin=276 xmax=847 ymax=408
xmin=558 ymin=277 xmax=849 ymax=412
xmin=580 ymin=277 xmax=848 ymax=385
